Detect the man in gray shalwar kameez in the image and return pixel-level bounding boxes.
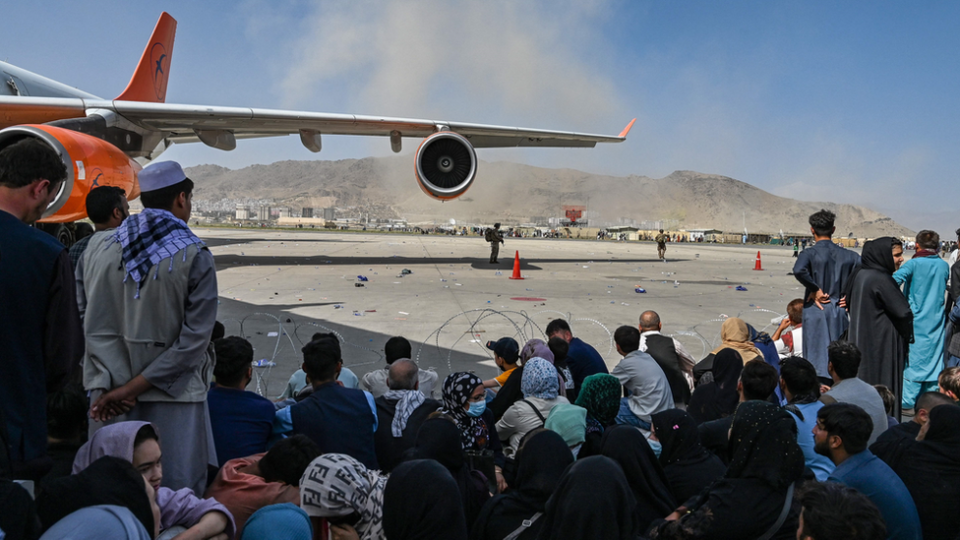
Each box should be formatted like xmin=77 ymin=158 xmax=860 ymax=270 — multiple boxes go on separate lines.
xmin=792 ymin=209 xmax=860 ymax=378
xmin=75 ymin=161 xmax=218 ymax=495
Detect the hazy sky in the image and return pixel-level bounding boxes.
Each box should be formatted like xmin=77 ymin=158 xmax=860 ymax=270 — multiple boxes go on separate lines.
xmin=3 ymin=1 xmax=957 ymax=233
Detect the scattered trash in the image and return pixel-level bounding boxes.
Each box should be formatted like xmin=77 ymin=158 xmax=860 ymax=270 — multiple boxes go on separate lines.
xmin=401 ymin=269 xmax=412 ymax=275
xmin=399 ymin=311 xmax=409 ymax=315
xmin=354 ymin=283 xmax=365 ymax=288
xmin=635 ymin=288 xmax=646 ymax=293
xmin=267 ymin=332 xmax=278 ymax=337
xmin=334 ymin=305 xmax=344 ymax=309
xmin=736 ymin=285 xmax=748 ymax=291
xmin=364 ymin=310 xmax=377 ymax=313
xmin=495 ymin=271 xmax=503 ymax=276
xmin=357 ymin=275 xmax=369 ymax=282
xmin=253 ymin=359 xmax=276 ymax=368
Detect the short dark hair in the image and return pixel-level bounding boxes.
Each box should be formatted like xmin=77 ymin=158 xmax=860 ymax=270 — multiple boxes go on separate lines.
xmin=139 ymin=177 xmax=193 ymax=210
xmin=809 ymin=209 xmax=836 ymax=237
xmin=891 ymin=238 xmax=903 ymax=249
xmin=938 ymin=368 xmax=960 ymax=398
xmin=84 ymin=186 xmax=126 ymax=224
xmin=133 ymin=424 xmax=159 ymax=449
xmin=302 ymin=335 xmax=342 ymax=381
xmin=258 ymin=435 xmax=321 ymax=486
xmin=547 ymin=336 xmax=568 ymax=365
xmin=786 ymin=299 xmax=803 ymax=325
xmin=0 ymin=138 xmax=67 ymax=189
xmin=213 ymin=336 xmax=254 ymax=387
xmin=387 ymin=359 xmax=419 ymax=390
xmin=46 ymin=382 xmax=88 ymax=441
xmin=211 ymin=321 xmax=225 ymax=342
xmin=545 ymin=319 xmax=571 ymax=337
xmin=817 ymin=403 xmax=873 ymax=454
xmin=916 ymin=390 xmax=956 ymax=412
xmin=798 ymin=481 xmax=886 ymax=540
xmin=740 ymin=360 xmax=779 ymax=401
xmin=828 ymin=341 xmax=861 ymax=380
xmin=779 ymin=357 xmax=820 ymax=399
xmin=639 ymin=310 xmax=660 ymax=331
xmin=614 ymin=325 xmax=640 ymax=353
xmin=916 ymin=230 xmax=940 ymax=250
xmin=873 ymin=385 xmax=895 ymax=416
xmin=385 ymin=336 xmax=412 ymax=364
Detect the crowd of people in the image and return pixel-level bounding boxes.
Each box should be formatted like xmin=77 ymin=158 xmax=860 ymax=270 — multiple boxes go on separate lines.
xmin=2 ymin=141 xmax=960 ymax=540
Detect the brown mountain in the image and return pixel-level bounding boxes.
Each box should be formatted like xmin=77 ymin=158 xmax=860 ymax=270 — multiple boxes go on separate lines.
xmin=185 ymin=158 xmax=913 ymax=237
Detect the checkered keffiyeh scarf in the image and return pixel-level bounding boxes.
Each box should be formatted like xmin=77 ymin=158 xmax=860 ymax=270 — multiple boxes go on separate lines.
xmin=112 ymin=208 xmax=205 ymax=298
xmin=383 ymin=389 xmax=426 ymax=438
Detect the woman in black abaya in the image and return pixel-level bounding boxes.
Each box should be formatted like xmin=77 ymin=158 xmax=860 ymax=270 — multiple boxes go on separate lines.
xmin=535 ymin=456 xmax=639 ymax=540
xmin=687 ymin=349 xmax=744 ymax=425
xmin=890 ymin=404 xmax=960 ymax=539
xmin=600 ymin=425 xmax=677 ymax=533
xmin=384 ymin=459 xmax=469 ymax=540
xmin=651 ymin=409 xmax=727 ymax=505
xmin=649 ymin=401 xmax=804 ymax=540
xmin=470 ymin=430 xmax=574 ymax=540
xmin=843 ymin=237 xmax=914 ymax=418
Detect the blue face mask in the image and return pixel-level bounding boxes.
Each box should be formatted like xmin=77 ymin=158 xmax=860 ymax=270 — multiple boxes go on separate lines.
xmin=648 ymin=438 xmax=663 ymax=458
xmin=467 ymin=400 xmax=486 ymax=417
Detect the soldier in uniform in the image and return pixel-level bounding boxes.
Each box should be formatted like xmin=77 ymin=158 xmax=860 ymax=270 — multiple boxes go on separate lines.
xmin=655 ymin=229 xmax=668 ymax=260
xmin=485 ymin=223 xmax=504 ymax=263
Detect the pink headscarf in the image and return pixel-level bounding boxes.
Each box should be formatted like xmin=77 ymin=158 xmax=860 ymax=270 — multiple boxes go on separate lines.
xmin=72 ymin=421 xmax=156 ymax=474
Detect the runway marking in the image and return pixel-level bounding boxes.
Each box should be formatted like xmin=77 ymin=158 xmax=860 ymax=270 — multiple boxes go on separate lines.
xmin=510 ymin=297 xmax=546 ymax=301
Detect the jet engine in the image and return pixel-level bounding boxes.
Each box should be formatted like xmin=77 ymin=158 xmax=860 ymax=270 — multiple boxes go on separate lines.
xmin=0 ymin=124 xmax=141 ymax=223
xmin=414 ymin=131 xmax=477 ymax=200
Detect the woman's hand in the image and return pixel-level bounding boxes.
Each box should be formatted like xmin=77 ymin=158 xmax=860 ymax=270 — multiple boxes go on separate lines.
xmin=330 ymin=524 xmax=360 ymax=540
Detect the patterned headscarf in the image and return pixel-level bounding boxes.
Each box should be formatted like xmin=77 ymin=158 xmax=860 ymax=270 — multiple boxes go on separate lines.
xmin=112 ymin=208 xmax=205 ymax=298
xmin=575 ymin=374 xmax=622 ymax=428
xmin=299 ymin=454 xmax=386 ymax=540
xmin=441 ymin=372 xmax=489 ymax=451
xmin=521 ymin=358 xmax=560 ymax=400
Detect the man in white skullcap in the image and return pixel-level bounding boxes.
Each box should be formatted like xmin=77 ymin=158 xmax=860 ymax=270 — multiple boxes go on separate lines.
xmin=75 ymin=161 xmax=218 ymax=494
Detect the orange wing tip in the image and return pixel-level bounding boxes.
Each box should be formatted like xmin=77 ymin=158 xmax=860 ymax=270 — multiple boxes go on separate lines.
xmin=618 ymin=118 xmax=637 ymax=139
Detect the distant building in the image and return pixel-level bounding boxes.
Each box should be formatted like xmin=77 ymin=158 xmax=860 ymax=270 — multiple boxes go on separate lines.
xmin=278 ymin=208 xmax=291 ymax=218
xmin=323 ymin=207 xmax=336 ymax=220
xmin=257 ymin=206 xmax=272 ymax=221
xmin=302 ymin=207 xmax=314 ymax=218
xmin=235 ymin=205 xmax=250 ymax=220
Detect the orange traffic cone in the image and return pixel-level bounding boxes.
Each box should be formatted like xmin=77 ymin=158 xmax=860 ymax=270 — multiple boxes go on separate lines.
xmin=753 ymin=251 xmax=764 ymax=271
xmin=509 ymin=251 xmax=524 ymax=280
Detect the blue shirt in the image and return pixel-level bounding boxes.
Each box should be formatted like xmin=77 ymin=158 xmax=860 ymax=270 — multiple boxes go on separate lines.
xmin=567 ymin=337 xmax=609 ymax=402
xmin=828 ymin=450 xmax=923 ymax=540
xmin=786 ymin=401 xmax=835 ymax=481
xmin=274 ymin=387 xmax=378 ymax=434
xmin=207 ymin=385 xmax=276 ymax=466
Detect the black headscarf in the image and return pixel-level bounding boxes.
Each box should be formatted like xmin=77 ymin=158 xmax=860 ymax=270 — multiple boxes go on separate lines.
xmin=651 ymin=409 xmax=728 ymax=505
xmin=406 ymin=417 xmax=489 ymax=529
xmin=36 ymin=456 xmax=154 ymax=535
xmin=726 ymin=401 xmax=804 ymax=490
xmin=384 ymin=459 xmax=469 ymax=540
xmin=892 ymin=404 xmax=960 ymax=539
xmin=535 ymin=456 xmax=639 ymax=540
xmin=600 ymin=425 xmax=676 ymax=532
xmin=688 ymin=348 xmax=743 ymax=424
xmin=652 ymin=409 xmax=706 ymax=467
xmin=471 ymin=430 xmax=573 ymax=540
xmin=0 ymin=480 xmax=41 ymax=540
xmin=842 ymin=237 xmax=895 ymax=302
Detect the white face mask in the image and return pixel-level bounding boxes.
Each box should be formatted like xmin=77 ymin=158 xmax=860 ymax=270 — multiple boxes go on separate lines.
xmin=570 ymin=444 xmax=583 ymax=459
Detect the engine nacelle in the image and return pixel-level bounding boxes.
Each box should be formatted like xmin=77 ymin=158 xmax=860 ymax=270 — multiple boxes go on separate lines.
xmin=0 ymin=124 xmax=141 ymax=223
xmin=414 ymin=131 xmax=477 ymax=200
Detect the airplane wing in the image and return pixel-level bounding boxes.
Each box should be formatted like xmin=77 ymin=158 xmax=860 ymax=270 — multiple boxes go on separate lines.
xmin=0 ymin=96 xmax=634 ymax=150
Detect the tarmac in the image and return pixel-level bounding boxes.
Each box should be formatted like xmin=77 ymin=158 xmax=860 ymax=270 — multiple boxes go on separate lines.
xmin=203 ymin=228 xmax=820 ymax=399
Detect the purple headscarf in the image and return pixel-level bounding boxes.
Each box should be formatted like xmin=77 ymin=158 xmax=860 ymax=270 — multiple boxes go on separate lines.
xmin=71 ymin=421 xmax=236 ymax=538
xmin=72 ymin=421 xmax=153 ymax=474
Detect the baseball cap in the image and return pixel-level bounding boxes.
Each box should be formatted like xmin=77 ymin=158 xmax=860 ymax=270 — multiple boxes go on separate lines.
xmin=486 ymin=337 xmax=519 ymax=363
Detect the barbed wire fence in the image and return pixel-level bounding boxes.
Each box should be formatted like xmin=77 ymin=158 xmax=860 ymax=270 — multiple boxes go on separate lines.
xmin=226 ymin=307 xmax=786 ymax=399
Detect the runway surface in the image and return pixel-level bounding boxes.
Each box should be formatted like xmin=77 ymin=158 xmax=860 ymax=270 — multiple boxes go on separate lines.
xmin=202 ymin=228 xmax=818 ymax=398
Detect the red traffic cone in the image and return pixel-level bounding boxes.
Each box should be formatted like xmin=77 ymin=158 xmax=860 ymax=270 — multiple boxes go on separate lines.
xmin=509 ymin=251 xmax=524 ymax=280
xmin=753 ymin=251 xmax=764 ymax=271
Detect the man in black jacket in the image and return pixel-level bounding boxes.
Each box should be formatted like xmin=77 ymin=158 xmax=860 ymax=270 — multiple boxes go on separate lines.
xmin=373 ymin=359 xmax=441 ymax=472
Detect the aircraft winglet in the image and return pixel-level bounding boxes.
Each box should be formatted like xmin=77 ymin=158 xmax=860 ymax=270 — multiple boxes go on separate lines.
xmin=115 ymin=12 xmax=177 ymax=103
xmin=618 ymin=118 xmax=637 ymax=139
